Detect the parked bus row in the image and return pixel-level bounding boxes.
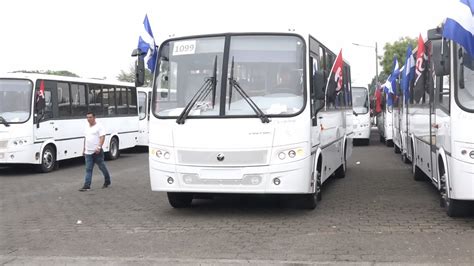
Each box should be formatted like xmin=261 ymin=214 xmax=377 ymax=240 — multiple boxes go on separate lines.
xmin=376 ymin=26 xmax=474 ymax=217
xmin=0 ymin=73 xmax=152 ymax=172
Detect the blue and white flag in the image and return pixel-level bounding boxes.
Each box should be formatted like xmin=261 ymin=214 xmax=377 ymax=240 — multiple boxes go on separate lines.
xmin=443 ymin=0 xmax=474 ymax=56
xmin=401 ymin=45 xmax=415 ymax=104
xmin=138 ymin=14 xmax=157 ymax=72
xmin=383 ymin=56 xmax=400 ymax=95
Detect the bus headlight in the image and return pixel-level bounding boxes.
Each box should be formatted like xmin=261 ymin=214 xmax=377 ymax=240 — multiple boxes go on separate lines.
xmin=275 ymin=147 xmax=305 ymax=163
xmin=151 ymin=148 xmax=172 ymax=162
xmin=11 ymin=138 xmax=28 ymax=146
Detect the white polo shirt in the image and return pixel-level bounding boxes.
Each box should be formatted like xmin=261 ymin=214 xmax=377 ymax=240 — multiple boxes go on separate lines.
xmin=84 ymin=122 xmax=106 ymax=155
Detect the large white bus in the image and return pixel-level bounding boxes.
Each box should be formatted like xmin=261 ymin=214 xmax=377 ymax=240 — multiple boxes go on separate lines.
xmin=139 ymin=32 xmax=353 ymax=209
xmin=408 ymin=28 xmax=474 ymax=216
xmin=0 ymin=73 xmax=139 ymax=172
xmin=352 ymin=86 xmax=371 ymax=145
xmin=376 ymin=90 xmax=394 ymax=147
xmin=137 ymin=87 xmax=152 ymax=146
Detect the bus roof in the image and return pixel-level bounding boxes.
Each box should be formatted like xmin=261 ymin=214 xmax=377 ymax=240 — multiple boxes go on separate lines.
xmin=0 ymin=73 xmax=135 ymax=87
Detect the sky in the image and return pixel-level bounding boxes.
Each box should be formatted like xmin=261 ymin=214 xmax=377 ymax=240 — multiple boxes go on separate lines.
xmin=0 ymin=0 xmax=451 ymax=86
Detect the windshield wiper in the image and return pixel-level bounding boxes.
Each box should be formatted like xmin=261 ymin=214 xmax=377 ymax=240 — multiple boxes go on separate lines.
xmin=176 ymin=56 xmax=218 ymax=124
xmin=228 ymin=57 xmax=270 ymax=123
xmin=0 ymin=115 xmax=10 ymax=127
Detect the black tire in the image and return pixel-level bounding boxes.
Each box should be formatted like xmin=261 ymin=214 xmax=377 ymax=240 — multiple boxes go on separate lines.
xmin=35 ymin=145 xmax=56 ymax=173
xmin=334 ymin=151 xmax=346 ymax=179
xmin=386 ymin=139 xmax=394 ymax=147
xmin=445 ymin=199 xmax=469 ymax=217
xmin=401 ymin=152 xmax=411 ymax=164
xmin=300 ymin=193 xmax=317 ymax=210
xmin=316 ymin=171 xmax=322 ymax=202
xmin=379 ymin=135 xmax=385 ymax=143
xmin=364 ymin=139 xmax=370 ymax=146
xmin=394 ymin=145 xmax=401 ymax=154
xmin=105 ymin=137 xmax=120 ymax=160
xmin=167 ymin=192 xmax=193 ymax=208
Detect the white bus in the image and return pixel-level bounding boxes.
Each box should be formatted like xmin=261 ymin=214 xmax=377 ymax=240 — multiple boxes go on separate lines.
xmin=376 ymin=89 xmax=394 ymax=146
xmin=352 ymin=86 xmax=371 ymax=145
xmin=0 ymin=73 xmax=139 ymax=172
xmin=140 ymin=32 xmax=353 ymax=209
xmin=137 ymin=87 xmax=152 ymax=146
xmin=408 ymin=28 xmax=474 ymax=216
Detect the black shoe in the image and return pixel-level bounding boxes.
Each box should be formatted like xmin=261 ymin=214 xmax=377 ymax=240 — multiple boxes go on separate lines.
xmin=79 ymin=186 xmax=90 ymax=192
xmin=102 ymin=182 xmax=111 ymax=189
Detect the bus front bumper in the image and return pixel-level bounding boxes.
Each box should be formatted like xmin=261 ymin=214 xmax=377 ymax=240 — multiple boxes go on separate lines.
xmin=449 ymin=157 xmax=474 ymax=200
xmin=149 ymin=157 xmax=313 ymax=194
xmin=0 ymin=146 xmax=39 ymax=164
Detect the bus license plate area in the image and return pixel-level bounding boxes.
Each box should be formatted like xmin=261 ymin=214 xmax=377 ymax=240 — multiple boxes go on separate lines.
xmin=181 ymin=169 xmax=263 ymax=186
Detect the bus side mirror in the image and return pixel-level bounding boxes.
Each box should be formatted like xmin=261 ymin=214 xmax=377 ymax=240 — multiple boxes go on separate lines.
xmin=131 ymin=48 xmax=146 ymax=87
xmin=431 ymin=40 xmax=450 ymax=76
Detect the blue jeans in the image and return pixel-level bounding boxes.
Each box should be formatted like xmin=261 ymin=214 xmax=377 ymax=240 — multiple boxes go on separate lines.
xmin=83 ymin=150 xmax=111 ymax=187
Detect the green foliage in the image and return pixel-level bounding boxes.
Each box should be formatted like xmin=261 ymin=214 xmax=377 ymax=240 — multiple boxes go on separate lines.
xmin=117 ymin=64 xmax=153 ymax=86
xmin=380 ymin=37 xmax=417 ymax=76
xmin=13 ymin=70 xmax=80 ymax=77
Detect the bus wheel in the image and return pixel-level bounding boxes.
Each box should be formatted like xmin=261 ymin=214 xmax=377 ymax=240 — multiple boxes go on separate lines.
xmin=106 ymin=137 xmax=120 ymax=160
xmin=394 ymin=145 xmax=401 ymax=154
xmin=316 ymin=171 xmax=322 ymax=201
xmin=36 ymin=145 xmax=56 ymax=173
xmin=401 ymin=152 xmax=410 ymax=164
xmin=335 ymin=151 xmax=346 ymax=179
xmin=412 ymin=154 xmax=426 ymax=182
xmin=167 ymin=192 xmax=193 ymax=208
xmin=439 ymin=173 xmax=468 ymax=217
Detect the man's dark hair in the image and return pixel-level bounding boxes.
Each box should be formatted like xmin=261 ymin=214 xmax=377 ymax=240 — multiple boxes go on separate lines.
xmin=86 ymin=111 xmax=96 ymax=117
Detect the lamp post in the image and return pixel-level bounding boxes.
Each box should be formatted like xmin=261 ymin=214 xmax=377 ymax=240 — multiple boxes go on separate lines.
xmin=352 ymin=42 xmax=379 ymax=87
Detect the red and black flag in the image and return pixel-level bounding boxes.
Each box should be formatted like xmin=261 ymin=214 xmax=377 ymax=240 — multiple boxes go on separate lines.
xmin=413 ymin=34 xmax=427 ymax=103
xmin=36 ymin=80 xmax=46 ymax=111
xmin=325 ymin=49 xmax=344 ymax=107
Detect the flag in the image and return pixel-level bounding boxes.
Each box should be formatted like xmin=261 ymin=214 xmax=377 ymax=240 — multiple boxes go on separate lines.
xmin=36 ymin=80 xmax=45 ymax=110
xmin=401 ymin=45 xmax=415 ymax=104
xmin=442 ymin=0 xmax=474 ymax=56
xmin=381 ymin=56 xmax=400 ymax=107
xmin=325 ymin=49 xmax=343 ymax=107
xmin=38 ymin=80 xmax=45 ymax=99
xmin=414 ymin=34 xmax=427 ymax=103
xmin=138 ymin=14 xmax=157 ymax=72
xmin=375 ymin=84 xmax=382 ymax=113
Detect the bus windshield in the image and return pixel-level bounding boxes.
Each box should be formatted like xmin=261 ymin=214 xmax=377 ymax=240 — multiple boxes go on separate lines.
xmin=352 ymin=87 xmax=369 ymax=114
xmin=153 ymin=34 xmax=305 ymax=118
xmin=0 ymin=79 xmax=33 ymax=123
xmin=457 ymin=48 xmax=474 ymax=112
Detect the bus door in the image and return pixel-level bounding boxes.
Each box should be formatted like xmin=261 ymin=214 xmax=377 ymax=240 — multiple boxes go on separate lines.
xmin=34 ymin=80 xmax=56 ymax=141
xmin=431 ymin=40 xmax=452 ymax=184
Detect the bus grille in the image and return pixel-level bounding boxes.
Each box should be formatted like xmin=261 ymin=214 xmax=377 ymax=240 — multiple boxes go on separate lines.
xmin=0 ymin=140 xmax=7 ymax=149
xmin=177 ymin=150 xmax=268 ymax=166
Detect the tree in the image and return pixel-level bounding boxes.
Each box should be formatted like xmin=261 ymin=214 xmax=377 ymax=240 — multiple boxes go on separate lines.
xmin=117 ymin=64 xmax=153 ymax=86
xmin=367 ymin=36 xmax=417 ymax=97
xmin=380 ymin=37 xmax=417 ymax=77
xmin=13 ymin=70 xmax=80 ymax=77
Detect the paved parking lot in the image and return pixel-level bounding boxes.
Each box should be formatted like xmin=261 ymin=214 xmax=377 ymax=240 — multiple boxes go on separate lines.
xmin=1 ymin=129 xmax=473 ymax=265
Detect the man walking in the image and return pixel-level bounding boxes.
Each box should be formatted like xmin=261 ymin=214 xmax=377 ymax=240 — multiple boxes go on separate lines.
xmin=79 ymin=112 xmax=111 ymax=191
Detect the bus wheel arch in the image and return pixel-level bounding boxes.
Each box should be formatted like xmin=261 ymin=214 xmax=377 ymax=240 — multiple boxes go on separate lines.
xmin=36 ymin=143 xmax=57 ymax=173
xmin=106 ymin=135 xmax=120 ymax=160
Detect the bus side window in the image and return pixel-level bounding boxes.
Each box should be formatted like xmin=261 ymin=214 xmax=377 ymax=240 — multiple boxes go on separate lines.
xmin=57 ymin=82 xmax=71 ymax=117
xmin=437 ymin=75 xmax=450 ymax=112
xmin=71 ymin=84 xmax=87 ymax=117
xmin=128 ymin=87 xmax=138 ymax=115
xmin=88 ymin=85 xmax=103 ymax=116
xmin=116 ymin=87 xmax=128 ymax=115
